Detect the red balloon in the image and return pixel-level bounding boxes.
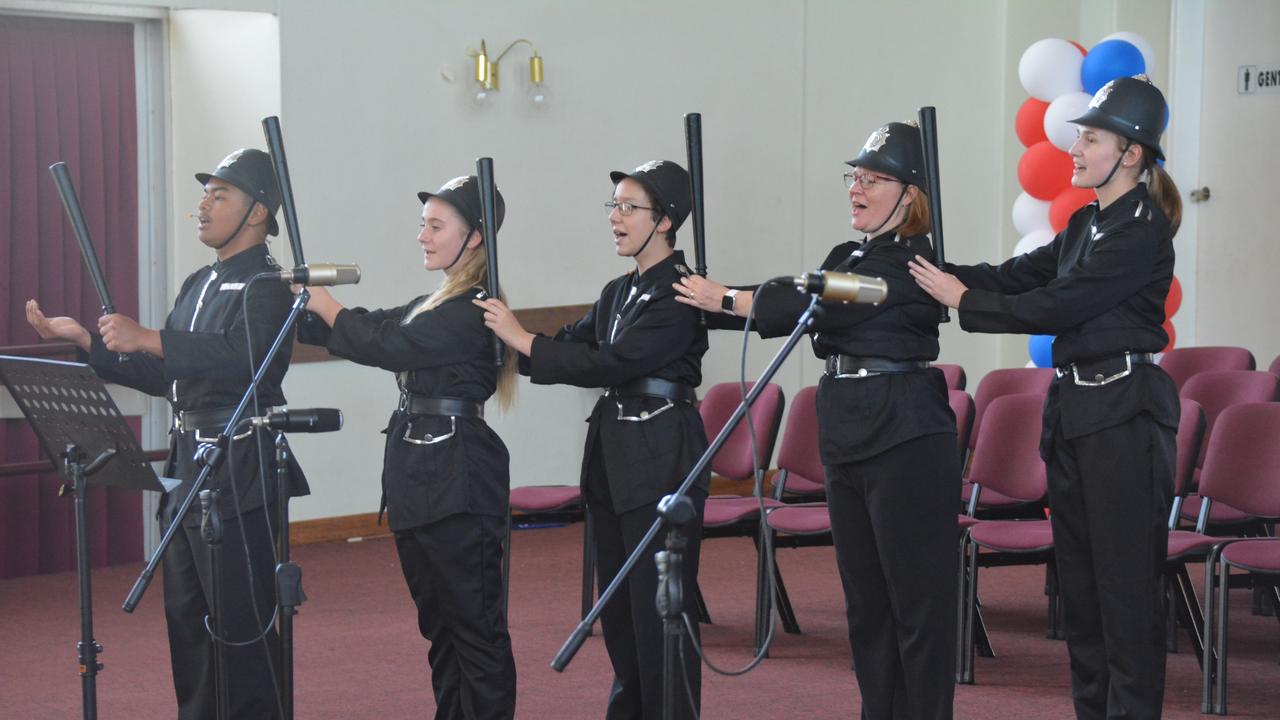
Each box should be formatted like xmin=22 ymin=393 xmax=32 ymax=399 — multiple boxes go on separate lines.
xmin=1018 ymin=141 xmax=1074 ymax=201
xmin=1049 ymin=186 xmax=1096 ymax=232
xmin=1015 ymin=97 xmax=1050 ymax=147
xmin=1162 ymin=319 xmax=1177 ymax=353
xmin=1070 ymin=40 xmax=1087 ymax=55
xmin=1165 ymin=275 xmax=1183 ymax=318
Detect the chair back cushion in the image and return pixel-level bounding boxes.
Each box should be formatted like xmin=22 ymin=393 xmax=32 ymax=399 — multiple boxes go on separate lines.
xmin=699 ymin=382 xmax=786 ymax=480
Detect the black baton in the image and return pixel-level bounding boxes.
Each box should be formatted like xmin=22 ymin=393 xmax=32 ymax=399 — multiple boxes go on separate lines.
xmin=684 ymin=113 xmax=708 ymax=325
xmin=917 ymin=106 xmax=951 ymax=323
xmin=49 ymin=162 xmax=115 ymax=315
xmin=262 ymin=116 xmax=305 ymax=267
xmin=476 ymin=157 xmax=504 ymax=367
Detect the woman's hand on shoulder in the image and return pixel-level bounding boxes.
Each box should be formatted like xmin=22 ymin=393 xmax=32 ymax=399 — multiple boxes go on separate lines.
xmin=673 ymin=275 xmax=729 ymax=313
xmin=473 ymin=298 xmax=534 ymax=357
xmin=908 ymin=255 xmax=967 ymax=309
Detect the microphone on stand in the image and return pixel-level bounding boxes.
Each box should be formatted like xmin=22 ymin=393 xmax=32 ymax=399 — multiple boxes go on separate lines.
xmin=793 ymin=271 xmax=888 ymax=305
xmin=248 ymin=408 xmax=343 ymax=433
xmin=270 ymin=264 xmax=362 ymax=287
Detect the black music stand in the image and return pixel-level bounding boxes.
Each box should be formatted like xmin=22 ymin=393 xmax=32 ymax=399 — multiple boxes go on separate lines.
xmin=0 ymin=356 xmax=171 ymax=720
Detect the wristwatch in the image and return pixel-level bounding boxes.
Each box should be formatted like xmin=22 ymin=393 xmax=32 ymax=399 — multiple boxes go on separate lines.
xmin=721 ymin=289 xmax=739 ymax=315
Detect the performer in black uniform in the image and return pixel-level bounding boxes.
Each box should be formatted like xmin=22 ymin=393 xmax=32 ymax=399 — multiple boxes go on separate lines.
xmin=27 ymin=148 xmax=305 ymax=719
xmin=910 ymin=76 xmax=1181 ymax=720
xmin=297 ymin=175 xmax=517 ymax=720
xmin=677 ymin=122 xmax=959 ymax=719
xmin=475 ymin=160 xmax=708 ymax=720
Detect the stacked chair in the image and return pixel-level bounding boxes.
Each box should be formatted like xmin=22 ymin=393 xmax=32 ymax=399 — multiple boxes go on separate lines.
xmin=696 ymin=381 xmax=786 ymax=651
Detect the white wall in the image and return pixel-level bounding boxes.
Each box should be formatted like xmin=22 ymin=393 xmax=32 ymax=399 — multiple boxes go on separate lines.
xmin=9 ymin=0 xmax=1185 ymax=523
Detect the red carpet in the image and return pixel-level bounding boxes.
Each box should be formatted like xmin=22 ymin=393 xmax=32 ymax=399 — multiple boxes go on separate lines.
xmin=1 ymin=524 xmax=1276 ymax=718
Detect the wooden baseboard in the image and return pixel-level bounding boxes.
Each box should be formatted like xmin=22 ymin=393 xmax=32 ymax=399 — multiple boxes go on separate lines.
xmin=290 ymin=471 xmax=786 ymax=544
xmin=290 ymin=512 xmax=388 ymax=544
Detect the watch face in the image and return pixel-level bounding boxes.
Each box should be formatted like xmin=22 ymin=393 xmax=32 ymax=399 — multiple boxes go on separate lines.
xmin=721 ymin=292 xmax=735 ymax=312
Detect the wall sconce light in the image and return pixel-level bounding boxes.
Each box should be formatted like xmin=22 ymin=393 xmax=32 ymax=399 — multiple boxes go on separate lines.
xmin=470 ymin=38 xmax=548 ymax=109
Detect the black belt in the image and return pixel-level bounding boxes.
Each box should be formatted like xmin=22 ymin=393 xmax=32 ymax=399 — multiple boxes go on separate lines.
xmin=824 ymin=355 xmax=930 ymax=378
xmin=174 ymin=405 xmax=239 ymax=433
xmin=607 ymin=377 xmax=696 ymax=404
xmin=398 ymin=394 xmax=484 ymax=419
xmin=1055 ymin=352 xmax=1155 ymax=386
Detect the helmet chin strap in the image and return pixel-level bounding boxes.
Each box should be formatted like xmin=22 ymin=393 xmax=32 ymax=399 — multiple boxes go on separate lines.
xmin=1083 ymin=141 xmax=1132 ymax=190
xmin=212 ymin=201 xmax=258 ymax=251
xmin=625 ymin=216 xmax=664 ymax=258
xmin=862 ymin=184 xmax=910 ymax=238
xmin=443 ymin=227 xmax=474 ymax=271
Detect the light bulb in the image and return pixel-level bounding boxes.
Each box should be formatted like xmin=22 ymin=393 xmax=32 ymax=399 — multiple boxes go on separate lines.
xmin=527 ymin=82 xmax=550 ymax=109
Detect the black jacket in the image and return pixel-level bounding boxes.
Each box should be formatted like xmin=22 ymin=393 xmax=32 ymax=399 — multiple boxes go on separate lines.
xmin=950 ymin=184 xmax=1179 ymax=450
xmin=84 ymin=243 xmax=306 ymax=525
xmin=299 ymin=289 xmax=509 ymax=531
xmin=525 ymin=251 xmax=710 ymax=514
xmin=751 ymin=232 xmax=955 ymax=465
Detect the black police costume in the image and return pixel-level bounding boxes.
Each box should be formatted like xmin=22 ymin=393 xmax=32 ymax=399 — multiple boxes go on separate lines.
xmin=82 ymin=148 xmax=306 ymax=719
xmin=298 ymin=176 xmax=515 ymax=720
xmin=742 ymin=122 xmax=959 ymax=719
xmin=948 ymin=77 xmax=1178 ymax=719
xmin=520 ymin=161 xmax=709 ymax=720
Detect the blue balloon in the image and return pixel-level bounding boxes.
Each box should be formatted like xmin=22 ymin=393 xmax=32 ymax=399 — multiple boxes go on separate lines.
xmin=1081 ymin=39 xmax=1146 ymax=94
xmin=1028 ymin=334 xmax=1055 ymax=368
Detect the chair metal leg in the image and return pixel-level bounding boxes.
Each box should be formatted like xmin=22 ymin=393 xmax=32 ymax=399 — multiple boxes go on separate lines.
xmin=773 ymin=556 xmax=801 ymax=634
xmin=1170 ymin=563 xmax=1206 ymax=666
xmin=955 ymin=532 xmax=970 ymax=684
xmin=1214 ymin=556 xmax=1231 ymax=714
xmin=1202 ymin=546 xmax=1223 ymax=714
xmin=960 ymin=535 xmax=980 ymax=684
xmin=973 ymin=606 xmax=995 ymax=658
xmin=1045 ymin=562 xmax=1065 ymax=640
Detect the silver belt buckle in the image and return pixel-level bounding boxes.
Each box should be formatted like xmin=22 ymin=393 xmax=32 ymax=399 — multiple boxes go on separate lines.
xmin=1071 ymin=353 xmax=1133 ymax=387
xmin=402 ymin=415 xmax=457 ymax=445
xmin=614 ymin=396 xmax=675 ymax=422
xmin=829 ymin=357 xmax=875 ymax=380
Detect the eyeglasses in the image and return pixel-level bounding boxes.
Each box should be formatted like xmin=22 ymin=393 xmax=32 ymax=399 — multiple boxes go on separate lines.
xmin=843 ymin=171 xmax=900 ymax=190
xmin=604 ymin=200 xmax=656 ymax=216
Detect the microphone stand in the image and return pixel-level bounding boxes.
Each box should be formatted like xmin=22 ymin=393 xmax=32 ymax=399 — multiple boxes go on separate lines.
xmin=274 ymin=433 xmax=305 ymax=720
xmin=552 ymin=292 xmax=822 ymax=720
xmin=122 ymin=289 xmax=313 ymax=715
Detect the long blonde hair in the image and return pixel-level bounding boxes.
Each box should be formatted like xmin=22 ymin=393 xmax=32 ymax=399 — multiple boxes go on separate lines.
xmin=406 ymin=241 xmax=517 ymax=410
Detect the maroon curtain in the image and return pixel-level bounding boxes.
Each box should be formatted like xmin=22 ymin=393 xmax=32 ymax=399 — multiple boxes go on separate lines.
xmin=1 ymin=15 xmax=143 ymax=579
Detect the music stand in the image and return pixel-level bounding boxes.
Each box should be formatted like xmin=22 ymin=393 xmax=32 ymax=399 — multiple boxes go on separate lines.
xmin=0 ymin=356 xmax=170 ymax=720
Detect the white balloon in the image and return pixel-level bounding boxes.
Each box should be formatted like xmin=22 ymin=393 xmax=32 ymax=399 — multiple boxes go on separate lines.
xmin=1012 ymin=192 xmax=1052 ymax=236
xmin=1013 ymin=229 xmax=1055 ymax=257
xmin=1102 ymin=31 xmax=1157 ymax=79
xmin=1018 ymin=38 xmax=1085 ymax=101
xmin=1043 ymin=91 xmax=1093 ymax=151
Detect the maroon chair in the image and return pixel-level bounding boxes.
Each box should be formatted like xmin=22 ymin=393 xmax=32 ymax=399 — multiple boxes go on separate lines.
xmin=956 ymin=393 xmax=1051 ymax=684
xmin=1169 ymin=399 xmax=1206 ymax=529
xmin=1177 ymin=371 xmax=1279 ymax=526
xmin=1176 ymin=403 xmax=1280 ymax=713
xmin=1204 ymin=540 xmax=1280 ymax=714
xmin=697 ymin=381 xmax=786 ymax=650
xmin=769 ymin=386 xmax=824 ymax=502
xmin=1159 ymin=346 xmax=1255 ymax=392
xmin=1269 ymin=354 xmax=1280 ymax=378
xmin=937 ymin=363 xmax=967 ymax=391
xmin=503 ymin=485 xmax=592 ymax=620
xmin=758 ymin=385 xmax=825 ymax=637
xmin=961 ymin=368 xmax=1053 ymax=516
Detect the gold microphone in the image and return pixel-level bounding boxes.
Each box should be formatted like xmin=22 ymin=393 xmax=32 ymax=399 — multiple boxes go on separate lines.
xmin=794 ymin=271 xmax=888 ymax=305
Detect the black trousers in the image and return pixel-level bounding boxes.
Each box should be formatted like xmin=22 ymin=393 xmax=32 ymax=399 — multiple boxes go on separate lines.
xmin=161 ymin=504 xmax=281 ymax=720
xmin=585 ymin=443 xmax=705 ymax=720
xmin=825 ymin=432 xmax=959 ymax=720
xmin=1046 ymin=412 xmax=1173 ymax=720
xmin=394 ymin=513 xmax=516 ymax=720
